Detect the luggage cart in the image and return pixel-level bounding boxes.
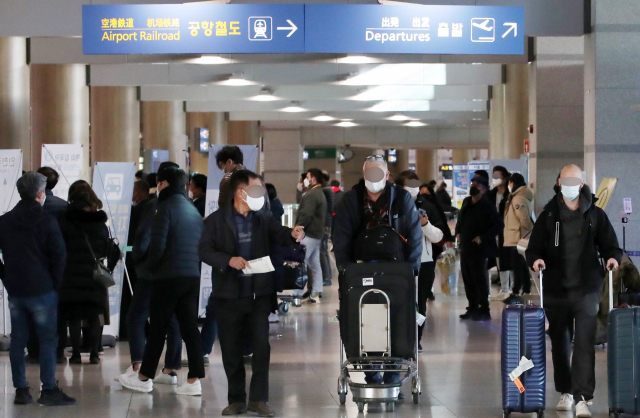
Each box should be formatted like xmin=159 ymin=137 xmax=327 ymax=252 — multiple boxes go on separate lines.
xmin=337 ymin=288 xmax=421 ymax=412
xmin=277 ymin=261 xmax=306 ymax=313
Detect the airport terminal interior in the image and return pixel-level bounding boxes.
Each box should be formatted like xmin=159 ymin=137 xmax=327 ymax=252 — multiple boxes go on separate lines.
xmin=0 ymin=0 xmax=639 ymax=417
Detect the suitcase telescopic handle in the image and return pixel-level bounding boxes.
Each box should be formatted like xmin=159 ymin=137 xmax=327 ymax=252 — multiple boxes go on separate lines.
xmin=609 ymin=268 xmax=614 ymax=313
xmin=539 ymin=269 xmax=543 ymax=309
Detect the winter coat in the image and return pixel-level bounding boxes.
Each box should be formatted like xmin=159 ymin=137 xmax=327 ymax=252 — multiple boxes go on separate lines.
xmin=332 ymin=180 xmax=422 ymax=273
xmin=295 ymin=185 xmax=327 ymax=240
xmin=132 ymin=199 xmax=159 ymax=280
xmin=43 ymin=189 xmax=68 ymax=222
xmin=436 ymin=189 xmax=452 ymax=210
xmin=0 ymin=200 xmax=66 ymax=297
xmin=59 ymin=206 xmax=116 ymax=322
xmin=322 ymin=186 xmax=335 ymax=231
xmin=526 ymin=186 xmax=622 ymax=296
xmin=146 ymin=186 xmax=204 ymax=280
xmin=416 ymin=193 xmax=451 ymax=260
xmin=193 ymin=196 xmax=206 ymax=218
xmin=454 ymin=194 xmax=504 ymax=258
xmin=503 ymin=185 xmax=535 ymax=247
xmin=199 ymin=206 xmax=296 ymax=299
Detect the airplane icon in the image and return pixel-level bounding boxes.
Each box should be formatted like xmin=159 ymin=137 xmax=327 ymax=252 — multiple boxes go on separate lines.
xmin=471 ymin=18 xmax=495 ymax=42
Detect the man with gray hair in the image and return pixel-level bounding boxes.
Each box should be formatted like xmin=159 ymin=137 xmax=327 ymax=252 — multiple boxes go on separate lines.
xmin=0 ymin=172 xmax=75 ymax=406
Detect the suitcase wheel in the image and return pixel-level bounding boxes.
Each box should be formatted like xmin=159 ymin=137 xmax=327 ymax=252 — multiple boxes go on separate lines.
xmin=385 ymin=402 xmax=395 ymax=412
xmin=339 ymin=392 xmax=346 ymax=405
xmin=278 ymin=302 xmax=290 ymax=314
xmin=412 ymin=392 xmax=419 ymax=404
xmin=537 ymin=410 xmax=544 ymax=418
xmin=357 ymin=402 xmax=365 ymax=412
xmin=609 ymin=408 xmax=620 ymax=418
xmin=503 ymin=410 xmax=511 ymax=418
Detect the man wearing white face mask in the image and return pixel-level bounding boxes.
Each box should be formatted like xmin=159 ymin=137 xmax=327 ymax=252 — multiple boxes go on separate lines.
xmin=199 ymin=170 xmax=304 ymax=417
xmin=294 ymin=168 xmax=327 ymax=303
xmin=527 ymin=164 xmax=622 ymax=418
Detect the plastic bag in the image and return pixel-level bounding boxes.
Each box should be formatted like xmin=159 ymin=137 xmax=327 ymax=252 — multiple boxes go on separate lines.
xmin=437 ymin=248 xmax=456 ymax=294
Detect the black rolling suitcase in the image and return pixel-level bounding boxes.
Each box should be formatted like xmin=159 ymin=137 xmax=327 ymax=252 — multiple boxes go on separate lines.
xmin=339 ymin=262 xmax=415 ymax=359
xmin=607 ymin=269 xmax=640 ymax=418
xmin=501 ymin=271 xmax=546 ymax=418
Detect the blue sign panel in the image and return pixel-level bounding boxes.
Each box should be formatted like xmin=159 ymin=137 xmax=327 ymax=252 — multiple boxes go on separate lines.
xmin=305 ymin=4 xmax=524 ymax=55
xmin=82 ymin=4 xmax=304 ymax=54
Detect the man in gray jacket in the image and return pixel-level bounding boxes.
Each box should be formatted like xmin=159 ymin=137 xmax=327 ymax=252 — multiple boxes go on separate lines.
xmin=295 ymin=168 xmax=327 ymax=303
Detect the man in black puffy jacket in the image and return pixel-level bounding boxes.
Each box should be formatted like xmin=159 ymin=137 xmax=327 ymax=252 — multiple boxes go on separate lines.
xmin=526 ymin=164 xmax=622 ymax=416
xmin=119 ymin=167 xmax=205 ymax=396
xmin=0 ymin=172 xmax=75 ymax=406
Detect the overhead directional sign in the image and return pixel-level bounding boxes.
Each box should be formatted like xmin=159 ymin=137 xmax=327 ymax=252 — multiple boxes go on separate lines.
xmin=82 ymin=4 xmax=524 ymax=55
xmin=82 ymin=4 xmax=304 ymax=54
xmin=305 ymin=4 xmax=524 ymax=55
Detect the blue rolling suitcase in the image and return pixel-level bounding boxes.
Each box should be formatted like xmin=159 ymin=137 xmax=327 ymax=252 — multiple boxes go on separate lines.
xmin=501 ymin=272 xmax=546 ymax=418
xmin=607 ymin=270 xmax=640 ymax=418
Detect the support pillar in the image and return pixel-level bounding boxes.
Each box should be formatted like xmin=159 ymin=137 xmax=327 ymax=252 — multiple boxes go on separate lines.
xmin=529 ymin=37 xmax=584 ymax=213
xmin=585 ymin=0 xmax=640 ymax=253
xmin=503 ymin=64 xmax=529 ymax=159
xmin=263 ymin=129 xmax=303 ymax=204
xmin=31 ymin=64 xmax=90 ymax=178
xmin=452 ymin=148 xmax=472 ymax=165
xmin=228 ymin=121 xmax=260 ymax=145
xmin=489 ymin=84 xmax=505 ymax=159
xmin=186 ymin=112 xmax=227 ymax=174
xmin=415 ymin=149 xmax=438 ymax=183
xmin=141 ymin=101 xmax=187 ymax=168
xmin=0 ymin=37 xmax=30 ymax=169
xmin=90 ymin=86 xmax=140 ymax=164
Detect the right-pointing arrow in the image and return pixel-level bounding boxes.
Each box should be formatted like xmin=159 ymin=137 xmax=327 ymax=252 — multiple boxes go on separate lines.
xmin=502 ymin=22 xmax=517 ymax=38
xmin=277 ymin=20 xmax=298 ymax=37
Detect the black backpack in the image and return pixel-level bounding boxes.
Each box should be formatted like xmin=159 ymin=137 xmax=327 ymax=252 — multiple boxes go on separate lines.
xmin=353 ymin=224 xmax=406 ymax=263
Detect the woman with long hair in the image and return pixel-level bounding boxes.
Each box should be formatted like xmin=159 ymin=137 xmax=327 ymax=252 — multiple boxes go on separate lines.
xmin=58 ymin=180 xmax=119 ymax=364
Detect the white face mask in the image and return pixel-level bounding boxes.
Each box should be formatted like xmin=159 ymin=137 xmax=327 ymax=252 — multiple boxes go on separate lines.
xmin=243 ymin=190 xmax=265 ymax=211
xmin=508 ymin=185 xmax=513 ymax=193
xmin=406 ymin=187 xmax=420 ymax=200
xmin=188 ymin=190 xmax=194 ymax=200
xmin=365 ymin=179 xmax=386 ymax=194
xmin=297 ymin=182 xmax=303 ymax=192
xmin=561 ymin=184 xmax=581 ymax=201
xmin=303 ymin=178 xmax=311 ymax=188
xmin=41 ymin=195 xmax=46 ymax=206
xmin=491 ymin=178 xmax=502 ymax=188
xmin=156 ymin=190 xmax=160 ymax=198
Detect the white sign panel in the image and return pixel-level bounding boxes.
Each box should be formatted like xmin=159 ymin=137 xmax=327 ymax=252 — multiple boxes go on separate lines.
xmin=624 ymin=198 xmax=632 ymax=214
xmin=40 ymin=144 xmax=84 ymax=201
xmin=0 ymin=150 xmax=23 ymax=216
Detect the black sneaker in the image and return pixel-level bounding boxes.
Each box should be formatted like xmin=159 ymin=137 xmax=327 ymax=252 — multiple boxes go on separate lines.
xmin=14 ymin=387 xmax=33 ymax=405
xmin=459 ymin=308 xmax=476 ymax=320
xmin=418 ymin=343 xmax=423 ymax=352
xmin=503 ymin=294 xmax=523 ymax=305
xmin=37 ymin=383 xmax=76 ymax=406
xmin=427 ymin=293 xmax=436 ymax=301
xmin=302 ymin=291 xmax=311 ymax=300
xmin=473 ymin=309 xmax=492 ymax=321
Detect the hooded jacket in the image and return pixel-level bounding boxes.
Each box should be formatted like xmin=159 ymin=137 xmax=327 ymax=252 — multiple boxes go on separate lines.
xmin=0 ymin=200 xmax=66 ymax=297
xmin=503 ymin=185 xmax=534 ymax=247
xmin=526 ymin=185 xmax=622 ymax=296
xmin=332 ymin=180 xmax=422 ymax=273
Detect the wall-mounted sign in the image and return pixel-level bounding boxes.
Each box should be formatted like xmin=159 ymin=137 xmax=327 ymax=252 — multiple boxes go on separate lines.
xmin=305 ymin=148 xmax=337 ymax=160
xmin=83 ymin=4 xmax=524 ymax=55
xmin=524 ymin=140 xmax=530 ymax=153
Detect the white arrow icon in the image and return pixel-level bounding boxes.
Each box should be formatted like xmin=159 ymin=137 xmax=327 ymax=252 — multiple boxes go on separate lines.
xmin=277 ymin=20 xmax=298 ymax=37
xmin=502 ymin=22 xmax=517 ymax=38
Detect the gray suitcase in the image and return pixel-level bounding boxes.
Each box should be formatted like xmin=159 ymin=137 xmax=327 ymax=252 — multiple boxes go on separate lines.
xmin=607 ymin=270 xmax=640 ymax=418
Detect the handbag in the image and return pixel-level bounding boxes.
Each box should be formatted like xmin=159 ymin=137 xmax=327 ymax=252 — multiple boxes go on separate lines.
xmin=81 ymin=229 xmax=116 ymax=289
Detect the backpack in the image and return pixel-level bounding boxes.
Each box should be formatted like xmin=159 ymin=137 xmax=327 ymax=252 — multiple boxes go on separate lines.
xmin=353 ymin=224 xmax=406 ymax=263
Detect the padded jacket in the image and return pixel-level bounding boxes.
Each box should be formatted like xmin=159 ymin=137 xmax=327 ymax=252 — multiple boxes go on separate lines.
xmin=0 ymin=200 xmax=66 ymax=297
xmin=332 ymin=180 xmax=422 ymax=273
xmin=146 ymin=186 xmax=204 ymax=280
xmin=199 ymin=206 xmax=296 ymax=299
xmin=503 ymin=185 xmax=534 ymax=247
xmin=526 ymin=186 xmax=622 ymax=296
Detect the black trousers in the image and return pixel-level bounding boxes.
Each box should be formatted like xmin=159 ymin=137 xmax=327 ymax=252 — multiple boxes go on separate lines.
xmin=545 ymin=290 xmax=599 ymax=401
xmin=140 ymin=277 xmax=204 ymax=380
xmin=460 ymin=251 xmax=489 ymax=310
xmin=510 ymin=247 xmax=531 ymax=294
xmin=215 ymin=295 xmax=271 ymax=404
xmin=417 ymin=261 xmax=435 ymax=342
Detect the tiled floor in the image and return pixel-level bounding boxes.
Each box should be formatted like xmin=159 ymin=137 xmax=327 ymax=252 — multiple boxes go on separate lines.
xmin=0 ymin=285 xmax=613 ymax=418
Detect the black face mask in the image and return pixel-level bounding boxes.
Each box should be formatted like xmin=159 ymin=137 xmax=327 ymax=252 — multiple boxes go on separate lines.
xmin=469 ymin=186 xmax=480 ymax=197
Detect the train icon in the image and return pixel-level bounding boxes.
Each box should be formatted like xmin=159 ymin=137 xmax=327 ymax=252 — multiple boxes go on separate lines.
xmin=249 ymin=16 xmax=272 ymax=41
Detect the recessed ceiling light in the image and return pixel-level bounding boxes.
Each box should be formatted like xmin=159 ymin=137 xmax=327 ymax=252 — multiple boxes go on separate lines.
xmin=216 ymin=72 xmax=254 ymax=86
xmin=337 ymin=55 xmax=382 ymax=64
xmin=404 ymin=121 xmax=427 ymax=127
xmin=250 ymin=87 xmax=279 ymax=101
xmin=387 ymin=114 xmax=412 ymax=121
xmin=335 ymin=121 xmax=358 ymax=127
xmin=473 ymin=118 xmax=483 ymax=121
xmin=311 ymin=112 xmax=335 ymax=122
xmin=193 ymin=55 xmax=233 ymax=65
xmin=281 ymin=101 xmax=306 ymax=112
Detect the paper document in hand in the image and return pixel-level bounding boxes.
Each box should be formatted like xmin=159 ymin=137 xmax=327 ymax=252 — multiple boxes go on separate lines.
xmin=242 ymin=256 xmax=275 ymax=275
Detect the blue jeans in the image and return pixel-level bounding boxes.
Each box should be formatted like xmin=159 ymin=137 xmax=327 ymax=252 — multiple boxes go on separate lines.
xmin=8 ymin=291 xmax=58 ymax=390
xmin=127 ymin=280 xmax=182 ymax=370
xmin=364 ymin=365 xmax=401 ymax=385
xmin=201 ymin=295 xmax=218 ymax=355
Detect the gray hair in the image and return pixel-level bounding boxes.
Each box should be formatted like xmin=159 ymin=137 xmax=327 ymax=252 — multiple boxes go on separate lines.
xmin=17 ymin=172 xmax=47 ymax=200
xmin=362 ymin=154 xmax=388 ymax=172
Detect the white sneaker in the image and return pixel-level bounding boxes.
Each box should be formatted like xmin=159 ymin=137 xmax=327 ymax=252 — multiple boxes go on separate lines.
xmin=154 ymin=370 xmax=178 ymax=385
xmin=176 ymin=380 xmax=202 ymax=396
xmin=575 ymin=397 xmax=592 ymax=418
xmin=115 ymin=365 xmax=138 ymax=382
xmin=491 ymin=290 xmax=509 ymax=301
xmin=119 ymin=372 xmax=153 ymax=393
xmin=556 ymin=393 xmax=574 ymax=411
xmin=268 ymin=312 xmax=280 ymax=323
